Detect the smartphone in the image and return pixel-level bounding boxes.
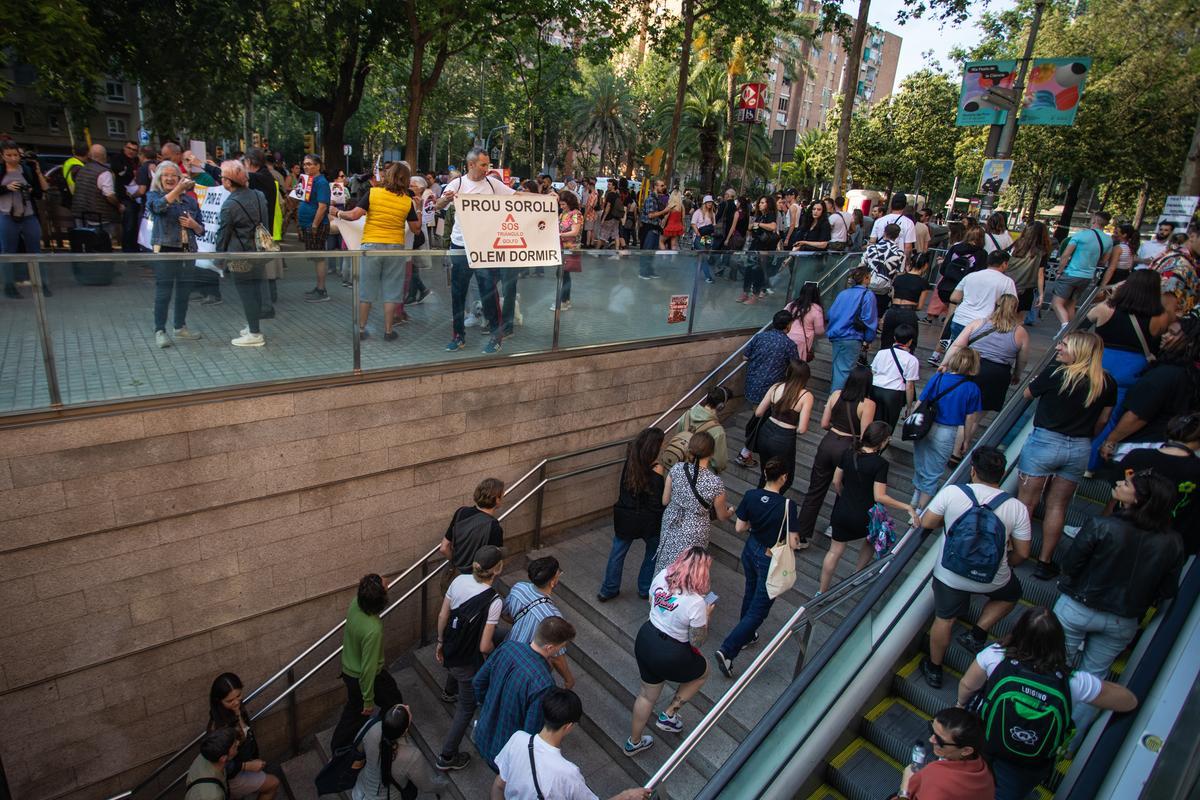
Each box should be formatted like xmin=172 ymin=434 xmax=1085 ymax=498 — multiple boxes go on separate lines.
xmin=704 ymin=591 xmax=718 ymax=606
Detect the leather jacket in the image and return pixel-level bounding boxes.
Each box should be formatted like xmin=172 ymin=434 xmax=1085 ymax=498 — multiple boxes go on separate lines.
xmin=1058 ymin=515 xmax=1184 ymax=619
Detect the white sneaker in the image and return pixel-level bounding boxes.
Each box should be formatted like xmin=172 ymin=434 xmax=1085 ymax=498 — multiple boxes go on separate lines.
xmin=1063 ymin=524 xmax=1082 ymax=538
xmin=231 ymin=332 xmax=265 ymax=347
xmin=155 ymin=330 xmax=171 ymax=349
xmin=463 ymin=313 xmax=479 ymax=327
xmin=173 ymin=327 xmax=202 ymax=340
xmin=240 ymin=327 xmax=250 ymax=337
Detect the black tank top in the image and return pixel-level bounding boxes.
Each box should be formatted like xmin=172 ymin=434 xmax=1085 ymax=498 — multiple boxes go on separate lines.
xmin=769 ymin=388 xmax=809 ymax=427
xmin=1097 ymin=310 xmax=1159 ymax=355
xmin=833 ymin=398 xmax=863 ymax=436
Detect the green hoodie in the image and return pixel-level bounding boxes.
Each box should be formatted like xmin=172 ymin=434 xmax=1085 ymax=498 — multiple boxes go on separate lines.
xmin=675 ymin=404 xmax=727 ymax=474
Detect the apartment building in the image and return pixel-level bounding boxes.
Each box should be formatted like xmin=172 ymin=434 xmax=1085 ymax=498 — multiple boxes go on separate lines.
xmin=0 ymin=65 xmax=142 ymax=156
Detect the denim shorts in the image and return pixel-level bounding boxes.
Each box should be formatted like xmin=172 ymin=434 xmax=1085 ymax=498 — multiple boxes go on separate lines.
xmin=360 ymin=242 xmax=407 ymax=303
xmin=1051 ymin=274 xmax=1091 ymax=302
xmin=1018 ymin=426 xmax=1090 ymax=483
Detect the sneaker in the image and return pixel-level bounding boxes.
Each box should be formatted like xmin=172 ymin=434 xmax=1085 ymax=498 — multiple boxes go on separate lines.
xmin=656 ymin=712 xmax=684 ymax=733
xmin=341 ymin=279 xmax=353 ymax=288
xmin=4 ymin=284 xmax=21 ymax=299
xmin=597 ymin=592 xmax=618 ymax=603
xmin=384 ymin=330 xmax=399 ymax=341
xmin=173 ymin=327 xmax=202 ymax=340
xmin=715 ymin=650 xmax=734 ymax=678
xmin=1063 ymin=524 xmax=1082 ymax=538
xmin=623 ymin=735 xmax=654 ymax=757
xmin=445 ymin=337 xmax=465 ymax=352
xmin=746 ymin=632 xmax=760 ymax=648
xmin=304 ymin=288 xmax=330 ymax=303
xmin=638 ymin=273 xmax=653 ymax=280
xmin=200 ymin=295 xmax=223 ymax=306
xmin=734 ymin=453 xmax=757 ymax=468
xmin=927 ymin=351 xmax=943 ymax=366
xmin=763 ymin=288 xmax=774 ymax=296
xmin=463 ymin=312 xmax=479 ymax=327
xmin=410 ymin=288 xmax=432 ymax=305
xmin=794 ymin=539 xmax=811 ymax=551
xmin=705 ymin=277 xmax=714 ymax=284
xmin=155 ymin=330 xmax=171 ymax=349
xmin=1032 ymin=560 xmax=1060 ymax=581
xmin=482 ymin=337 xmax=502 ymax=354
xmin=439 ymin=689 xmax=459 ymax=703
xmin=359 ymin=328 xmax=369 ymax=340
xmin=745 ymin=294 xmax=758 ymax=304
xmin=560 ymin=300 xmax=572 ymax=311
xmin=956 ymin=629 xmax=987 ymax=653
xmin=435 ymin=752 xmax=470 ymax=771
xmin=920 ymin=657 xmax=943 ymax=689
xmin=231 ymin=332 xmax=265 ymax=347
xmin=735 ymin=293 xmax=749 ymax=303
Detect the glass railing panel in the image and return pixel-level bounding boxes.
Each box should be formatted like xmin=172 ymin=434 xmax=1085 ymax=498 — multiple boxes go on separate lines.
xmin=0 ymin=260 xmax=52 ymax=412
xmin=38 ymin=252 xmax=355 ymax=407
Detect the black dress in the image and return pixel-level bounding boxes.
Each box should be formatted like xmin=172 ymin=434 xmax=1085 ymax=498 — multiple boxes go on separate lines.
xmin=829 ymin=450 xmax=889 ymax=542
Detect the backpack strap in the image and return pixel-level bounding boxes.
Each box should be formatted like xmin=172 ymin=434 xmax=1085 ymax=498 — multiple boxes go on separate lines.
xmin=185 ymin=777 xmax=229 ymax=800
xmin=958 ymin=484 xmax=979 ymax=508
xmin=984 ymin=490 xmax=1012 ymax=511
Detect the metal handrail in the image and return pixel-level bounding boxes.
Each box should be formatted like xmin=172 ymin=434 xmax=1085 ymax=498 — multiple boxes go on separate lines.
xmin=107 ymin=312 xmax=768 ymax=800
xmin=686 ymin=284 xmax=1103 ymax=798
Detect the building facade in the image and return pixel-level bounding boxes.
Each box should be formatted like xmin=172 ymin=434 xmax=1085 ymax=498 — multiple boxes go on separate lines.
xmin=0 ymin=65 xmax=142 ymax=156
xmin=763 ymin=15 xmax=901 ymax=158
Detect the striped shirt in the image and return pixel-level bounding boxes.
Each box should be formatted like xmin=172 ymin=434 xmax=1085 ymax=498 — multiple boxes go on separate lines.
xmin=472 ymin=639 xmax=554 ymax=770
xmin=503 ymin=582 xmax=563 ymax=649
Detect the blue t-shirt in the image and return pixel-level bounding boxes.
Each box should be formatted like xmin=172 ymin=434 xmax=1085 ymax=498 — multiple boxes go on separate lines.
xmin=736 ymin=489 xmax=800 ymax=549
xmin=1063 ymin=228 xmax=1112 ymax=279
xmin=919 ymin=374 xmax=982 ymax=426
xmin=298 ymin=174 xmax=331 ymax=229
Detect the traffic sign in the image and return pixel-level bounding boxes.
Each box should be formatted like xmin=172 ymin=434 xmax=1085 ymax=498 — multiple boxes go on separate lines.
xmin=738 ymin=83 xmax=768 ymax=111
xmin=138 ymin=128 xmax=149 ymax=145
xmin=735 ymin=107 xmax=761 ymax=124
xmin=343 ymin=144 xmax=352 ymax=156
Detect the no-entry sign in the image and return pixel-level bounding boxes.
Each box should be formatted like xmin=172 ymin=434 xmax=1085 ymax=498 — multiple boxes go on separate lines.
xmin=456 ymin=192 xmax=563 ymax=269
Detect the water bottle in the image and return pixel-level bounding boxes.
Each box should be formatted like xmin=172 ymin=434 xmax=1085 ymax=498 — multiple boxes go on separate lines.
xmin=910 ymin=739 xmax=930 ymax=771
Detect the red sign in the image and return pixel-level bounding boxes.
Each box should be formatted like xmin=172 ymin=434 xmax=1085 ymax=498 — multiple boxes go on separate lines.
xmin=738 ymin=83 xmax=768 ymax=110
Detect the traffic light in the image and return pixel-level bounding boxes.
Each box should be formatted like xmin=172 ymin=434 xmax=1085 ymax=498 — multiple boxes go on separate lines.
xmin=304 ymin=132 xmax=315 ymax=154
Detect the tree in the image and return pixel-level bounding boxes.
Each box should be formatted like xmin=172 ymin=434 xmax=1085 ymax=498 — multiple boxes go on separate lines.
xmin=572 ymin=63 xmax=634 ymax=176
xmin=2 ymin=0 xmax=101 ymax=127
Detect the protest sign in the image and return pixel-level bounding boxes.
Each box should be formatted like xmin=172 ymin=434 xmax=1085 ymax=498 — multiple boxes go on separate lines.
xmin=193 ymin=183 xmax=230 ymax=274
xmin=331 ymin=215 xmax=365 ymax=250
xmin=455 ymin=192 xmax=562 ymax=269
xmin=1157 ymin=196 xmax=1199 ymax=229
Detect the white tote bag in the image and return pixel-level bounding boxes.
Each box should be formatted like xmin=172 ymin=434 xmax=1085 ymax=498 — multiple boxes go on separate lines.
xmin=765 ymin=499 xmax=797 ymax=599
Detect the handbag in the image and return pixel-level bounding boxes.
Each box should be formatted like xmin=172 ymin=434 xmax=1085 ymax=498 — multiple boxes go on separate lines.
xmin=314 ymin=714 xmax=379 ymax=795
xmin=866 ymin=502 xmax=897 ymax=557
xmin=563 ymin=251 xmax=583 ymax=273
xmin=765 ymin=498 xmax=796 ymax=599
xmin=744 ymin=413 xmax=767 ymax=453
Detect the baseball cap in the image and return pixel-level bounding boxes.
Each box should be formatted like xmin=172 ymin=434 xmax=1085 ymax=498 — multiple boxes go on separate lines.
xmin=474 ymin=545 xmax=505 ymax=571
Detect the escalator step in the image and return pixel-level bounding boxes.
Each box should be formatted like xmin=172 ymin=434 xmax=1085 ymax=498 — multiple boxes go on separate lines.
xmin=893 ymin=654 xmax=961 ymax=716
xmin=803 ymin=786 xmax=848 ymax=800
xmin=862 ymin=696 xmax=930 ymax=766
xmin=827 ymin=738 xmax=902 ymax=800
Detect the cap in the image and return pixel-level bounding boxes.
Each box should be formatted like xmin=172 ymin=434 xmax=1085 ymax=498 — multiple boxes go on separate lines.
xmin=702 ymin=194 xmax=714 ymax=203
xmin=474 ymin=545 xmax=504 ymax=571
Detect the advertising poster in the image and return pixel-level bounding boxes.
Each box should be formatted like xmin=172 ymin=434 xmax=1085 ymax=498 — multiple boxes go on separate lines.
xmin=456 ymin=192 xmax=562 ymax=269
xmin=668 ymin=295 xmax=689 ymax=324
xmin=956 ymin=61 xmax=1016 ymax=126
xmin=1020 ymin=58 xmax=1091 ymax=126
xmin=978 ymin=159 xmax=1014 ymax=195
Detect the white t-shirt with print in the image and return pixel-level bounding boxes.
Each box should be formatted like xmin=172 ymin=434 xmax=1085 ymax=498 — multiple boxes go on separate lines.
xmin=447 ymin=174 xmax=516 ymax=246
xmin=871 ymin=212 xmax=917 ymax=246
xmin=976 ymin=643 xmax=1102 ymax=705
xmin=929 ymin=483 xmax=1031 ymax=593
xmin=871 ymin=347 xmax=920 ymax=391
xmin=952 ymin=268 xmax=1017 ymax=325
xmin=445 ymin=574 xmax=503 ymax=624
xmin=495 ymin=730 xmax=598 ymax=800
xmin=648 ymin=569 xmax=708 ymax=643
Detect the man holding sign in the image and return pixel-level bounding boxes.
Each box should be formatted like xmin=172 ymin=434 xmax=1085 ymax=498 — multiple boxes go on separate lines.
xmin=434 ymin=147 xmax=514 ymax=354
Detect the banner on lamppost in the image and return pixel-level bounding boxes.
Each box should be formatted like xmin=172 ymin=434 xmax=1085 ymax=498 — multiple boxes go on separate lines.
xmin=456 ymin=192 xmax=562 ymax=269
xmin=956 ymin=61 xmax=1017 ymax=126
xmin=956 ymin=58 xmax=1091 ymax=127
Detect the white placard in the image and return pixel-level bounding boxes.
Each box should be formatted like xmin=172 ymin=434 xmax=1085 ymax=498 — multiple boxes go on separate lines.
xmin=456 ymin=192 xmax=562 ymax=269
xmin=189 ymin=139 xmax=207 ymax=165
xmin=1158 ymin=195 xmax=1199 ymax=228
xmin=193 ymin=184 xmax=230 ymax=274
xmin=331 ymin=215 xmax=365 ymax=250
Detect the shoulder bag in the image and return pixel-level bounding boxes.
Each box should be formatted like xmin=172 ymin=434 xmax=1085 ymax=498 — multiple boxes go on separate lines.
xmin=314 ymin=714 xmax=380 ymax=795
xmin=528 ymin=734 xmax=547 ymax=800
xmin=901 ymin=375 xmax=964 ymax=441
xmin=765 ymin=498 xmax=796 ymax=599
xmin=684 ymin=462 xmax=717 ymax=521
xmin=1128 ymin=314 xmax=1156 ymax=363
xmin=225 ymin=193 xmax=277 ymax=273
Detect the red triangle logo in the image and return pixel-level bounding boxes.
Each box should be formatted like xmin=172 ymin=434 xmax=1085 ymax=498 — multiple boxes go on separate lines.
xmin=493 ymin=213 xmax=528 ymax=249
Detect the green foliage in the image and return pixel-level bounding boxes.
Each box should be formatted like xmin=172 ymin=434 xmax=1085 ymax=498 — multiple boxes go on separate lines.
xmin=1 ymin=0 xmax=100 ymax=113
xmin=572 ymin=62 xmax=635 ymax=176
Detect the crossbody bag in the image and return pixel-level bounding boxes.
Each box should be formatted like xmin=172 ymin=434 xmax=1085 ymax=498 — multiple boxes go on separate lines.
xmin=1128 ymin=314 xmax=1156 ymax=363
xmin=528 ymin=734 xmax=547 ymax=800
xmin=684 ymin=462 xmax=716 ymax=520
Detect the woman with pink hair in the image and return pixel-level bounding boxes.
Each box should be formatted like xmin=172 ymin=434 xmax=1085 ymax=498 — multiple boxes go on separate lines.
xmin=624 ymin=546 xmax=715 ymax=757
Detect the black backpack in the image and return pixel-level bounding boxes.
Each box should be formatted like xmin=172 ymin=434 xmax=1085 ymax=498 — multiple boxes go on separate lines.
xmin=442 ymin=587 xmax=498 ymax=668
xmin=977 ymin=656 xmax=1074 ymax=766
xmin=937 ymin=247 xmax=978 ymax=300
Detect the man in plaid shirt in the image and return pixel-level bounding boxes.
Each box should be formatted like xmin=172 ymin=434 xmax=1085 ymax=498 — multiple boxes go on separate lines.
xmin=471 ymin=616 xmax=577 ymax=771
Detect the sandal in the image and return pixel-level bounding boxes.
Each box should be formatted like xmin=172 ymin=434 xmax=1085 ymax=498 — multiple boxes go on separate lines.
xmin=734 ymin=453 xmax=758 ymax=468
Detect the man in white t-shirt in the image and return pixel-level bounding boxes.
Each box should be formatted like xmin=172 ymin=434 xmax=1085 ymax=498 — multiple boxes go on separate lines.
xmin=949 ymin=250 xmax=1017 ymax=336
xmin=917 ymin=447 xmax=1031 ymax=689
xmin=493 ymin=688 xmax=649 ymax=800
xmin=434 ymin=146 xmax=516 ymax=354
xmin=824 ymin=196 xmax=854 ymax=252
xmin=869 ymin=192 xmax=917 ymax=264
xmin=1136 ymin=220 xmax=1176 ymax=265
xmin=869 ymin=323 xmax=920 ymax=430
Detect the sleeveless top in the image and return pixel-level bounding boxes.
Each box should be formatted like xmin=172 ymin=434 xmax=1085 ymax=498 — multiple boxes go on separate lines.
xmin=1114 ymin=242 xmax=1133 ymax=272
xmin=970 ymin=322 xmax=1021 ymax=366
xmin=1097 ymin=309 xmax=1159 ymax=355
xmin=832 ymin=397 xmax=864 ymax=437
xmin=361 ymin=187 xmax=414 ymax=245
xmin=768 ymin=385 xmax=810 ymax=427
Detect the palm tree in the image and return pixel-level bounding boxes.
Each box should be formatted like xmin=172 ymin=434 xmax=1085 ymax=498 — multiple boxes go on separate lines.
xmin=571 ymin=65 xmax=633 ymax=175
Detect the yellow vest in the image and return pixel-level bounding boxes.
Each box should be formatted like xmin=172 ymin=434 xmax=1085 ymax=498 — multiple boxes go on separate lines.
xmin=362 ymin=188 xmax=413 ymax=245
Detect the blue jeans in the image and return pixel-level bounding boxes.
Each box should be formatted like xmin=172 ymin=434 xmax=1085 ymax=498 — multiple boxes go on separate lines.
xmin=829 ymin=338 xmax=862 ymax=393
xmin=1024 ymin=290 xmax=1040 ymax=325
xmin=153 ymin=260 xmax=193 ymax=332
xmin=0 ymin=213 xmax=44 ymax=287
xmin=913 ymin=422 xmax=959 ymax=495
xmin=1054 ymin=594 xmax=1138 ymax=678
xmin=693 ymin=236 xmax=713 ymax=281
xmin=720 ymin=542 xmax=775 ymax=660
xmin=600 ymin=534 xmax=660 ymax=598
xmin=449 ymin=247 xmax=500 ymax=339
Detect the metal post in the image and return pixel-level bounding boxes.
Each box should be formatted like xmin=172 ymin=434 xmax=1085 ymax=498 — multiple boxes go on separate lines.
xmin=793 ymin=621 xmax=813 ymax=678
xmin=784 ymin=254 xmax=798 ymax=302
xmin=351 ymin=251 xmax=362 ymax=373
xmin=28 ymin=261 xmax=63 ymax=407
xmin=686 ymin=255 xmax=701 ymax=335
xmin=996 ymin=0 xmax=1046 ymax=161
xmin=738 ymin=120 xmax=753 ymax=194
xmin=285 ymin=668 xmax=300 ymax=756
xmin=551 ymin=265 xmax=564 ymax=350
xmin=532 ymin=463 xmax=547 ymax=550
xmin=419 ymin=559 xmax=430 ymax=646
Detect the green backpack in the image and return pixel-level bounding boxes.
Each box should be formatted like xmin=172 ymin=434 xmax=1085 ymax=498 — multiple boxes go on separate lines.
xmin=978 ymin=656 xmax=1075 ymax=765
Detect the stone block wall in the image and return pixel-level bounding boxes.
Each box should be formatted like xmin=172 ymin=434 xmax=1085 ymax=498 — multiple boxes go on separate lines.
xmin=0 ymin=333 xmax=747 ymax=800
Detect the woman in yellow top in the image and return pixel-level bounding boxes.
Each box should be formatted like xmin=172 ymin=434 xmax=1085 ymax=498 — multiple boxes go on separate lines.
xmin=336 ymin=161 xmax=421 ymax=341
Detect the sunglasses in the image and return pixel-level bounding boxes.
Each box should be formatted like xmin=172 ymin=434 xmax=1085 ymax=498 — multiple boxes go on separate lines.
xmin=931 ymin=729 xmax=960 ymax=749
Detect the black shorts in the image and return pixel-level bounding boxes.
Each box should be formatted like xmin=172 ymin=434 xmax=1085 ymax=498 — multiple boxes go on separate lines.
xmin=634 ymin=620 xmax=707 ymax=685
xmin=932 ymin=574 xmax=1022 ymax=620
